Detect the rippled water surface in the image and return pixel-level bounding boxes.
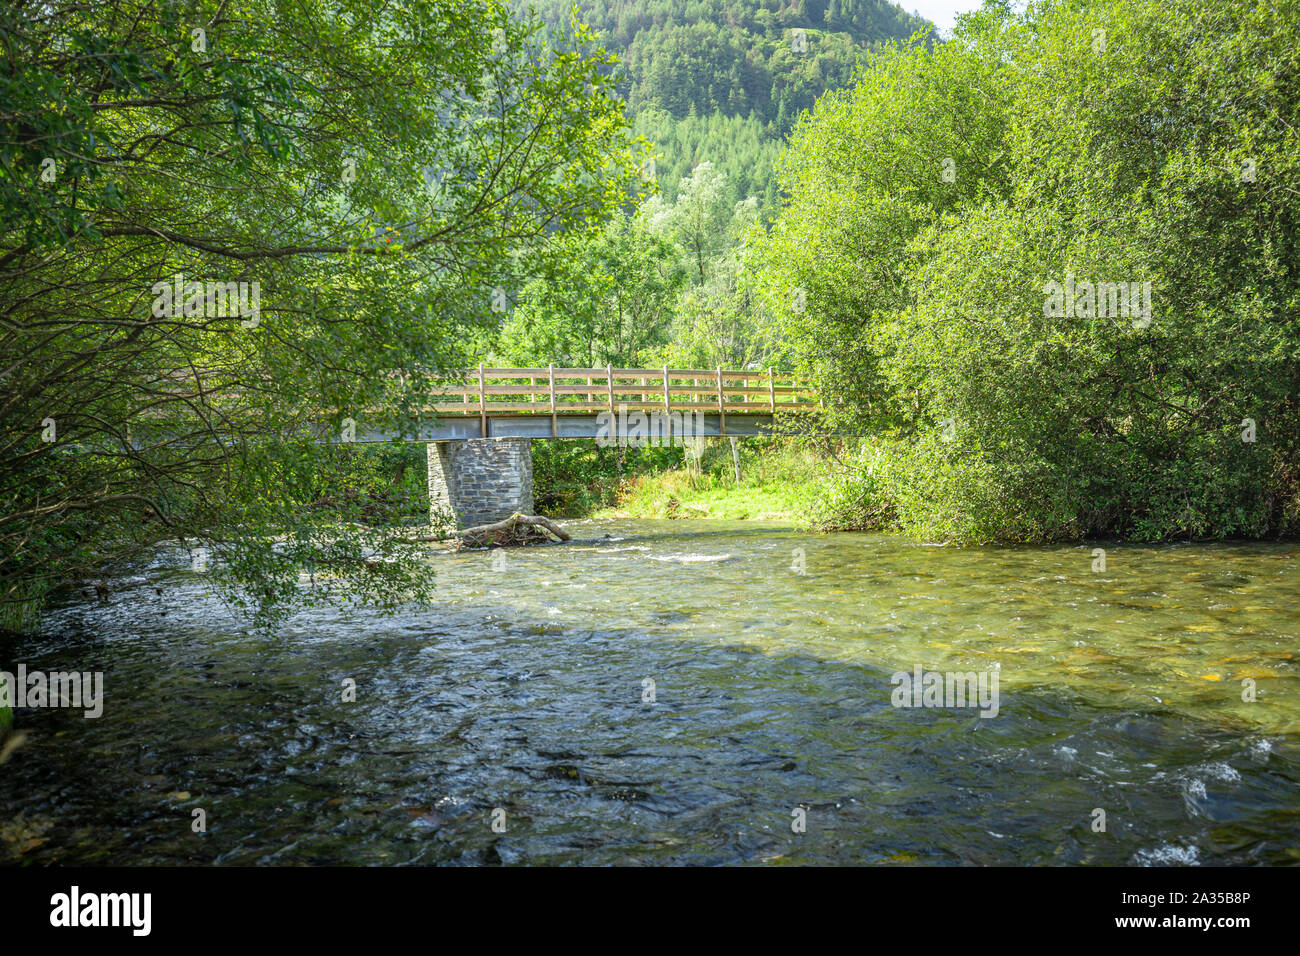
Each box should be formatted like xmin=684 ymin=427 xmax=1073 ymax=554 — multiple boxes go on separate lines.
xmin=1 ymin=520 xmax=1297 ymax=865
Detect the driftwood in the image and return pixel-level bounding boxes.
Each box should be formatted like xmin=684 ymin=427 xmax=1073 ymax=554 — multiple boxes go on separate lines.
xmin=412 ymin=513 xmax=570 ymax=548
xmin=457 ymin=513 xmax=570 ymax=548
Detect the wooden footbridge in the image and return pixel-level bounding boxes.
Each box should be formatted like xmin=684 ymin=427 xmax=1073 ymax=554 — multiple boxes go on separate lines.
xmin=331 ymin=365 xmax=818 ymax=526
xmin=408 ymin=365 xmax=816 ymax=441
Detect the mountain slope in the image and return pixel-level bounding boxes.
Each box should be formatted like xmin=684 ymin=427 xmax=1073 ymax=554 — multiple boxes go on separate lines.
xmin=522 ymin=0 xmax=933 ymax=211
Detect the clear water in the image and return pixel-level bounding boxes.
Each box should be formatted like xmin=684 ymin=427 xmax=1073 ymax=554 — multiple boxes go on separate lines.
xmin=1 ymin=520 xmax=1297 ymax=865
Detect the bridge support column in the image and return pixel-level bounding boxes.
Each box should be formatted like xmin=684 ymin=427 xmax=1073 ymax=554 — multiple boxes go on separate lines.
xmin=427 ymin=437 xmax=534 ymax=529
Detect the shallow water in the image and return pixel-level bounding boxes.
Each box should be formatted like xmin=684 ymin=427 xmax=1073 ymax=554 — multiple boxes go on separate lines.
xmin=1 ymin=520 xmax=1297 ymax=865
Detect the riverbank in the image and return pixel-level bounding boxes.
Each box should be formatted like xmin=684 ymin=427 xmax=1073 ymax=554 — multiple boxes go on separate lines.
xmin=590 ymin=441 xmax=826 ymax=522
xmin=579 ymin=435 xmax=1300 ymax=545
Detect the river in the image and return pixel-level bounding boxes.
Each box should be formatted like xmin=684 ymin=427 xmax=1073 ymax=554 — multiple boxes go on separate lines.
xmin=1 ymin=519 xmax=1296 ymax=865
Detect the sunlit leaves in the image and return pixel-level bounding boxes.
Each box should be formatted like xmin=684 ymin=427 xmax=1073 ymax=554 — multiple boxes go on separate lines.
xmin=1 ymin=0 xmax=642 ymax=628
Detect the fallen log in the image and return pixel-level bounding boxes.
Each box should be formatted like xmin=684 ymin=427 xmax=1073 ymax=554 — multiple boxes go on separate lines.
xmin=411 ymin=513 xmax=570 ymax=548
xmin=459 ymin=513 xmax=570 ymax=548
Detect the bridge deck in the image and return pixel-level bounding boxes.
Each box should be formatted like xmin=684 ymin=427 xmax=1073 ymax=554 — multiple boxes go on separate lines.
xmin=365 ymin=413 xmax=788 ymax=442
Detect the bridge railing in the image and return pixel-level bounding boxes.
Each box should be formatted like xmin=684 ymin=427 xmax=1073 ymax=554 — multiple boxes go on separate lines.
xmin=428 ymin=366 xmax=816 ymax=436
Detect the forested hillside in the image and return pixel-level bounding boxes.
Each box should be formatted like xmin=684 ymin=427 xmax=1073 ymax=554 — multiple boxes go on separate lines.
xmin=522 ymin=1 xmax=931 ymax=210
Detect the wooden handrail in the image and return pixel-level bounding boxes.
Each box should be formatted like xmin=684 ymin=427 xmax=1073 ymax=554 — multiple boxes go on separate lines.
xmin=125 ymin=367 xmax=816 ymax=431
xmin=422 ymin=366 xmax=813 ymax=418
xmin=430 ymin=384 xmax=804 ymax=396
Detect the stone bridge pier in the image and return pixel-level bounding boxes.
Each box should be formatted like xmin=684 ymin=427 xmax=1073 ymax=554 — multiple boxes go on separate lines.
xmin=426 ymin=438 xmax=533 ymax=528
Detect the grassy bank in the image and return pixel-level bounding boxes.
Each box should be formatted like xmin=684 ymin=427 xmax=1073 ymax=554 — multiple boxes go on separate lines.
xmin=588 ymin=439 xmax=827 ymax=522
xmin=565 ymin=433 xmax=1300 ymax=544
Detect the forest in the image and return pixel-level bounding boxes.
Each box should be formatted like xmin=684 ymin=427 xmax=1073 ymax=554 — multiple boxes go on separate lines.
xmin=522 ymin=0 xmax=930 ymax=212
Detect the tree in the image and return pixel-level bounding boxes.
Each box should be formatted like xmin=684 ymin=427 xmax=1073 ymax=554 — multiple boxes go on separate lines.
xmin=756 ymin=0 xmax=1300 ymax=542
xmin=496 ymin=210 xmax=687 ymax=368
xmin=644 ymin=161 xmax=733 ymax=284
xmin=0 ymin=0 xmax=644 ymax=628
xmin=654 ymin=258 xmax=775 ymax=372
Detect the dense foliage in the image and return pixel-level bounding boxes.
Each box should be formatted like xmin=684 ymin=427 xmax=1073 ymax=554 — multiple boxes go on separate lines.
xmin=8 ymin=0 xmax=1295 ymax=639
xmin=0 ymin=0 xmax=642 ymax=628
xmin=493 ymin=159 xmax=776 ymax=372
xmin=759 ymin=0 xmax=1300 ymax=542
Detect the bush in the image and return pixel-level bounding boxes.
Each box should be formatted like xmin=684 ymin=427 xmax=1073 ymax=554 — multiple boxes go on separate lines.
xmin=308 ymin=444 xmax=428 ymax=526
xmin=757 ymin=0 xmax=1300 ymax=543
xmin=807 ymin=442 xmax=898 ymax=532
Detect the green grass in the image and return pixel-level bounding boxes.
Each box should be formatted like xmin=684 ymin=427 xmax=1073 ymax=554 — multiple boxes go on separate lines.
xmin=592 ymin=440 xmax=825 ymax=521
